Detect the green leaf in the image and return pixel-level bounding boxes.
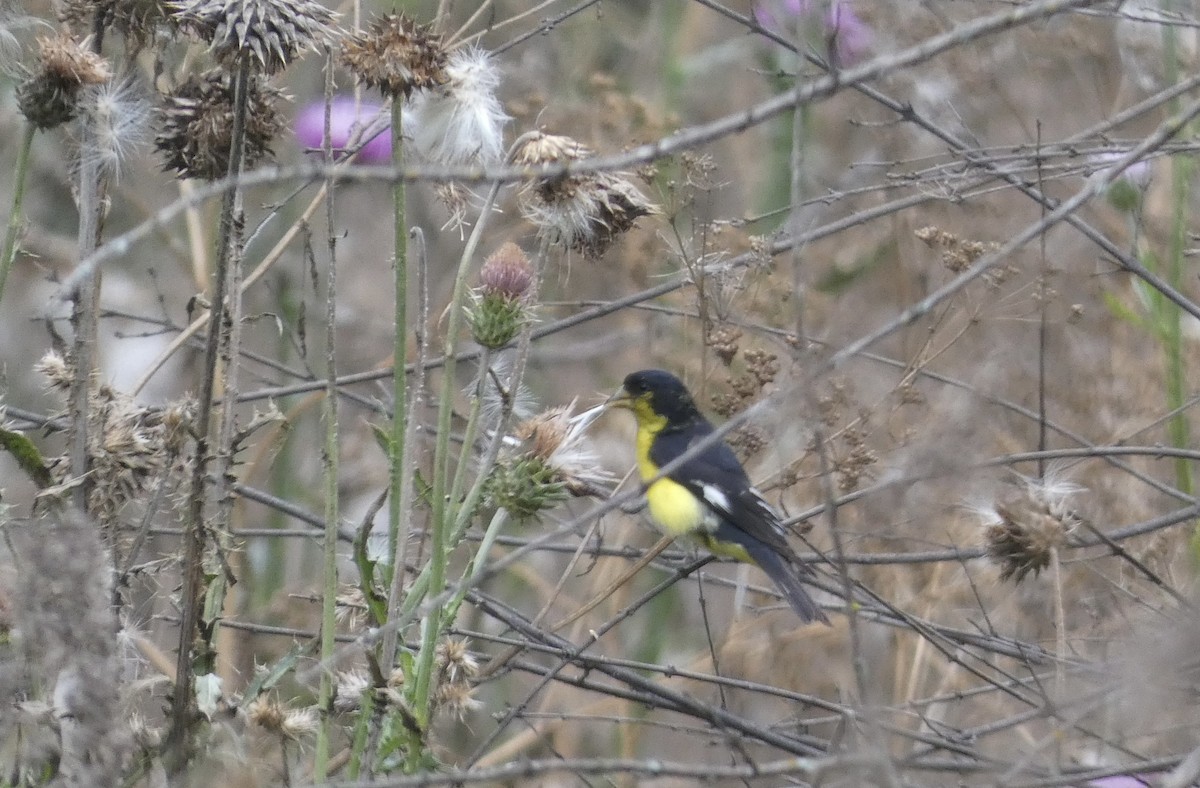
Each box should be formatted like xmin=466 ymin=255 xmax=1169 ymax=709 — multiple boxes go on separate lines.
xmin=241 ymin=641 xmax=312 ymax=701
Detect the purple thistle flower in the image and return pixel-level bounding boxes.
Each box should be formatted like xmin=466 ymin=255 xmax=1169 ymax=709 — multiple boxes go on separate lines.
xmin=753 ymin=0 xmax=872 ymax=66
xmin=294 ymin=96 xmax=391 ymax=163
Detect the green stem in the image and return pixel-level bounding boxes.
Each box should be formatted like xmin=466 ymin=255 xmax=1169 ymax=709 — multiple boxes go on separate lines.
xmin=0 ymin=123 xmax=35 ymax=308
xmin=388 ymin=100 xmax=408 ymax=584
xmin=407 ymin=181 xmax=501 ymax=746
xmin=314 ymin=57 xmax=340 ymax=780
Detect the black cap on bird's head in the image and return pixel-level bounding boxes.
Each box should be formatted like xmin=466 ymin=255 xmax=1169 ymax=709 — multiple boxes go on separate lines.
xmin=610 ymin=369 xmax=704 ymax=425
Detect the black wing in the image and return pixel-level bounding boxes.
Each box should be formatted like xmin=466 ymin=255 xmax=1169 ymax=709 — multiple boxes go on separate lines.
xmin=648 ymin=422 xmax=794 ymax=557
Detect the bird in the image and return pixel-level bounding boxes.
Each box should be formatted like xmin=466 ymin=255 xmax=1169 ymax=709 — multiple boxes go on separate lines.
xmin=608 ymin=369 xmax=829 ymax=624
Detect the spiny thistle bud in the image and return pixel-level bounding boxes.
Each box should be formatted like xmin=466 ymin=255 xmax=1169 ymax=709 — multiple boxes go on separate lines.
xmin=468 ymin=242 xmax=534 ymax=349
xmin=170 ymin=0 xmax=339 ymax=74
xmin=980 ymin=475 xmax=1082 ymax=583
xmin=157 ymin=68 xmax=284 ymax=180
xmin=409 ymin=46 xmax=508 ymax=165
xmin=17 ymin=34 xmax=111 ymax=129
xmin=483 ymin=454 xmax=565 ymax=519
xmin=511 ymin=131 xmax=657 ymax=259
xmin=340 ymin=13 xmax=447 ymax=99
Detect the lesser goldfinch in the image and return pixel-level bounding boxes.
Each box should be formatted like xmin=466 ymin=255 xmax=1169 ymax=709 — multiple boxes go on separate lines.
xmin=609 ymin=369 xmax=829 ymax=624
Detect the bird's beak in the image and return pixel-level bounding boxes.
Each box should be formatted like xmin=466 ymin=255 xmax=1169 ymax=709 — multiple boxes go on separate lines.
xmin=605 ymin=385 xmax=634 ymax=410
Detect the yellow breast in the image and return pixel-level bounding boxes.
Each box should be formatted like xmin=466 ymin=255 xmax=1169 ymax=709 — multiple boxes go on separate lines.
xmin=634 ymin=417 xmax=716 ymax=537
xmin=645 ymin=477 xmax=710 ymax=537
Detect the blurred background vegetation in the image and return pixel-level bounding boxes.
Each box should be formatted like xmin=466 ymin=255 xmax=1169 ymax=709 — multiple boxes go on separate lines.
xmin=3 ymin=0 xmax=1200 ymax=785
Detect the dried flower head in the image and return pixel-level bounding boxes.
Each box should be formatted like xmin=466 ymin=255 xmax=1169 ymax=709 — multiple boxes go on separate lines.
xmin=37 ymin=352 xmax=194 ymax=523
xmin=333 ymin=669 xmax=370 ymax=713
xmin=35 ymin=351 xmax=72 ymax=390
xmin=157 ymin=68 xmax=284 ymax=180
xmin=980 ymin=474 xmax=1083 ymax=583
xmin=170 ymin=0 xmax=339 ymax=74
xmin=512 ymin=401 xmax=612 ymax=498
xmin=436 ymin=638 xmax=479 ymax=685
xmin=334 ymin=585 xmax=367 ymax=627
xmin=512 ymin=131 xmax=657 ymax=259
xmin=409 ymin=46 xmax=508 ymax=165
xmin=435 ymin=681 xmax=481 ymax=721
xmin=78 ymin=76 xmax=153 ymax=178
xmin=246 ymin=694 xmax=286 ymax=729
xmin=341 ymin=13 xmax=446 ymax=99
xmin=17 ymin=34 xmax=111 ymax=129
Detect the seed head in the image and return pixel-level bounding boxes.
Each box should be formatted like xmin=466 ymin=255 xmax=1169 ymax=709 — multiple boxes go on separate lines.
xmin=435 ymin=682 xmax=481 ymax=721
xmin=157 ymin=68 xmax=284 ymax=180
xmin=409 ymin=45 xmax=508 ymax=165
xmin=341 ymin=13 xmax=446 ymax=99
xmin=333 ymin=669 xmax=371 ymax=713
xmin=17 ymin=34 xmax=111 ymax=129
xmin=436 ymin=638 xmax=479 ymax=685
xmin=35 ymin=351 xmax=73 ymax=390
xmin=980 ymin=474 xmax=1082 ymax=583
xmin=170 ymin=0 xmax=339 ymax=74
xmin=512 ymin=131 xmax=657 ymax=259
xmin=79 ymin=76 xmax=153 ymax=178
xmin=513 ymin=401 xmax=612 ymax=498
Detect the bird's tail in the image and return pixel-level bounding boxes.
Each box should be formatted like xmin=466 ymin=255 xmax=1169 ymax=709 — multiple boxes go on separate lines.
xmin=748 ymin=545 xmax=830 ymax=625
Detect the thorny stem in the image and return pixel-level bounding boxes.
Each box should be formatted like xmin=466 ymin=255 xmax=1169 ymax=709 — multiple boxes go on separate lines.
xmin=315 ymin=52 xmax=340 ymax=781
xmin=408 ymin=180 xmax=502 ymax=746
xmin=69 ymin=116 xmax=106 ymax=517
xmin=167 ymin=55 xmax=252 ymax=771
xmin=388 ymin=100 xmax=409 ymax=586
xmin=0 ymin=123 xmax=35 ymax=308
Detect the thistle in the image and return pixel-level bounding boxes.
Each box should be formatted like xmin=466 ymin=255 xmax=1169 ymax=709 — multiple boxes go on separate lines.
xmin=409 ymin=46 xmax=509 ymax=165
xmin=156 ymin=68 xmax=284 ymax=180
xmin=980 ymin=474 xmax=1082 ymax=583
xmin=170 ymin=0 xmax=339 ymax=74
xmin=340 ymin=13 xmax=447 ymax=99
xmin=17 ymin=34 xmax=111 ymax=129
xmin=511 ymin=131 xmax=657 ymax=259
xmin=467 ymin=242 xmax=535 ymax=350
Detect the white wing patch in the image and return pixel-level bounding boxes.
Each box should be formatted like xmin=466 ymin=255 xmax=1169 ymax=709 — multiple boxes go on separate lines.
xmin=700 ymin=484 xmax=733 ymax=516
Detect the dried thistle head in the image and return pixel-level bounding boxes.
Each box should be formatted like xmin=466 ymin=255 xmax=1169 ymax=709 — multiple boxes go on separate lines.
xmin=341 ymin=13 xmax=446 ymax=99
xmin=436 ymin=638 xmax=479 ymax=685
xmin=332 ymin=670 xmax=371 ymax=713
xmin=434 ymin=681 xmax=481 ymax=721
xmin=981 ymin=474 xmax=1083 ymax=583
xmin=78 ymin=76 xmax=154 ymax=178
xmin=157 ymin=68 xmax=284 ymax=180
xmin=246 ymin=695 xmax=318 ymax=738
xmin=17 ymin=34 xmax=111 ymax=129
xmin=512 ymin=131 xmax=657 ymax=259
xmin=409 ymin=45 xmax=508 ymax=165
xmin=170 ymin=0 xmax=339 ymax=74
xmin=512 ymin=401 xmax=612 ymax=498
xmin=35 ymin=351 xmax=73 ymax=390
xmin=60 ymin=0 xmax=171 ymax=49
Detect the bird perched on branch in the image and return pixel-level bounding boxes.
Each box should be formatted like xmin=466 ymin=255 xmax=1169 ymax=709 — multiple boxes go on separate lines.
xmin=608 ymin=369 xmax=829 ymax=624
